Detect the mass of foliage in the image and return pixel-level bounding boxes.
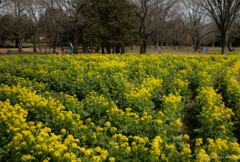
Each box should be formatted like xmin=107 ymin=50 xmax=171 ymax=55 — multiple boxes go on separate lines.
xmin=1 ymin=54 xmax=240 ymax=161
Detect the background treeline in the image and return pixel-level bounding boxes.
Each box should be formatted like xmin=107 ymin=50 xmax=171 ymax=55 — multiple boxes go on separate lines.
xmin=0 ymin=0 xmax=240 ymax=54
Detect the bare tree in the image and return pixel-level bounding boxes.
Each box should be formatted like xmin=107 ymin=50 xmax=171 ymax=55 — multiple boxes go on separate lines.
xmin=25 ymin=0 xmax=44 ymax=53
xmin=228 ymin=18 xmax=240 ymax=50
xmin=151 ymin=7 xmax=179 ymax=51
xmin=166 ymin=17 xmax=187 ymax=50
xmin=1 ymin=0 xmax=32 ymax=52
xmin=132 ymin=0 xmax=177 ymax=54
xmin=40 ymin=0 xmax=90 ymax=54
xmin=39 ymin=8 xmax=65 ymax=53
xmin=0 ymin=0 xmax=9 ymax=11
xmin=201 ymin=21 xmax=219 ymax=47
xmin=194 ymin=0 xmax=240 ymax=54
xmin=181 ymin=1 xmax=206 ymax=53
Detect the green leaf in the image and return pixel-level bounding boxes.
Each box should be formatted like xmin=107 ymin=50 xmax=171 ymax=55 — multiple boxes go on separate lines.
xmin=194 ymin=129 xmax=199 ymax=132
xmin=231 ymin=137 xmax=238 ymax=142
xmin=0 ymin=147 xmax=7 ymax=155
xmin=82 ymin=111 xmax=90 ymax=117
xmin=123 ymin=128 xmax=128 ymax=134
xmin=173 ymin=134 xmax=183 ymax=141
xmin=122 ymin=160 xmax=131 ymax=162
xmin=177 ymin=141 xmax=185 ymax=148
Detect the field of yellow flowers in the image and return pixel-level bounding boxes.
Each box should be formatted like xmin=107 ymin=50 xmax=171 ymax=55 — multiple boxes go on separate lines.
xmin=1 ymin=54 xmax=240 ymax=162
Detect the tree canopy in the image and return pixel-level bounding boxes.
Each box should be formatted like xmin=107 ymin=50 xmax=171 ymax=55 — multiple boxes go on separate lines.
xmin=0 ymin=0 xmax=240 ymax=54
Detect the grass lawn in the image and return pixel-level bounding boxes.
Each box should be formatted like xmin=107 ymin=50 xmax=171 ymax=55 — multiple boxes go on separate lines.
xmin=1 ymin=43 xmax=239 ymax=55
xmin=126 ymin=46 xmax=240 ymax=55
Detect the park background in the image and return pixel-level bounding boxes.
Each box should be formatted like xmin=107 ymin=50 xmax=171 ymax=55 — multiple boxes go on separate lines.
xmin=1 ymin=0 xmax=240 ymax=55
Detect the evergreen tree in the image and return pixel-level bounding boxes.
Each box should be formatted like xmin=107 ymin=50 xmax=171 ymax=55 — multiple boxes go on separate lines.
xmin=89 ymin=0 xmax=140 ymax=54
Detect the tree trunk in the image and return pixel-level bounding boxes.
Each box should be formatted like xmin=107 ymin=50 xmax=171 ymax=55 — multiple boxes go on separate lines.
xmin=112 ymin=44 xmax=115 ymax=53
xmin=83 ymin=44 xmax=88 ymax=53
xmin=154 ymin=42 xmax=158 ymax=51
xmin=106 ymin=45 xmax=111 ymax=54
xmin=44 ymin=34 xmax=47 ymax=54
xmin=61 ymin=38 xmax=64 ymax=52
xmin=115 ymin=44 xmax=120 ymax=53
xmin=73 ymin=34 xmax=78 ymax=54
xmin=0 ymin=27 xmax=2 ymax=47
xmin=0 ymin=36 xmax=2 ymax=48
xmin=33 ymin=33 xmax=37 ymax=53
xmin=90 ymin=46 xmax=93 ymax=53
xmin=141 ymin=39 xmax=147 ymax=54
xmin=15 ymin=39 xmax=19 ymax=48
xmin=53 ymin=35 xmax=59 ymax=52
xmin=96 ymin=46 xmax=99 ymax=53
xmin=50 ymin=38 xmax=54 ymax=52
xmin=222 ymin=33 xmax=229 ymax=55
xmin=101 ymin=44 xmax=105 ymax=54
xmin=228 ymin=41 xmax=232 ymax=51
xmin=18 ymin=38 xmax=22 ymax=53
xmin=193 ymin=38 xmax=200 ymax=52
xmin=121 ymin=45 xmax=125 ymax=54
xmin=38 ymin=37 xmax=42 ymax=54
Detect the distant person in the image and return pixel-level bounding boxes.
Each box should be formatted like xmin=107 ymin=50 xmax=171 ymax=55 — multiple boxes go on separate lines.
xmin=159 ymin=47 xmax=161 ymax=53
xmin=229 ymin=48 xmax=235 ymax=52
xmin=68 ymin=41 xmax=73 ymax=55
xmin=201 ymin=47 xmax=203 ymax=52
xmin=7 ymin=49 xmax=11 ymax=55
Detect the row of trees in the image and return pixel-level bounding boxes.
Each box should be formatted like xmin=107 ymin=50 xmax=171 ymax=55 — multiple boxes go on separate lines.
xmin=0 ymin=0 xmax=240 ymax=54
